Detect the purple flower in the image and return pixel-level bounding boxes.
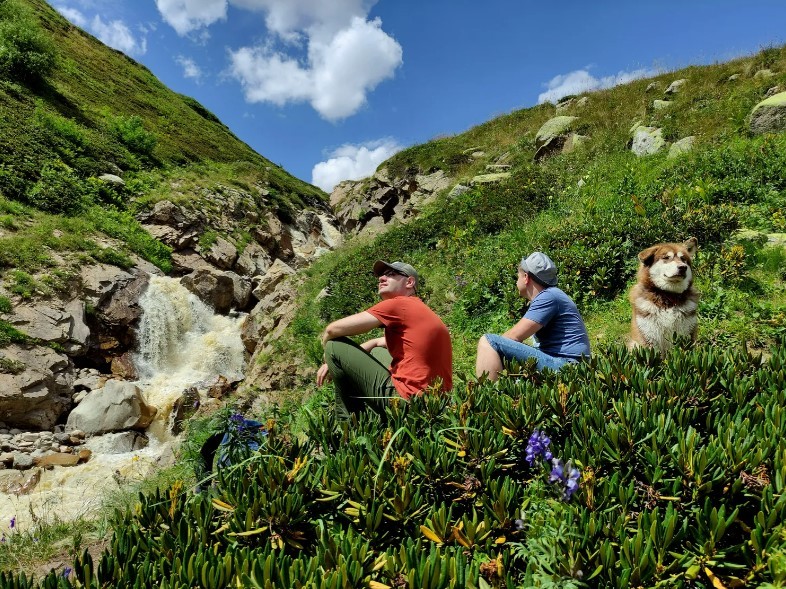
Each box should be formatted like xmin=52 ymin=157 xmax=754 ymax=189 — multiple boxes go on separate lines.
xmin=9 ymin=517 xmax=14 ymax=529
xmin=525 ymin=429 xmax=552 ymax=466
xmin=62 ymin=566 xmax=72 ymax=579
xmin=548 ymin=458 xmax=581 ymax=501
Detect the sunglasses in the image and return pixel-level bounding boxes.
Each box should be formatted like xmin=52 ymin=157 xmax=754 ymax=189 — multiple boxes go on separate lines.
xmin=380 ymin=269 xmax=407 ymax=278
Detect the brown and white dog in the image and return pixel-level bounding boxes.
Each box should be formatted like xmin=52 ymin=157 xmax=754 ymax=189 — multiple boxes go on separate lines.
xmin=629 ymin=238 xmax=699 ymax=353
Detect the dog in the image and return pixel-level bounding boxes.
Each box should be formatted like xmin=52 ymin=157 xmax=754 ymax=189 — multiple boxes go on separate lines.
xmin=629 ymin=237 xmax=699 ymax=353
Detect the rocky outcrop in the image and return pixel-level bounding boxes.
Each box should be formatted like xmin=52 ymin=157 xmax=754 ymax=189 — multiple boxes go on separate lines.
xmin=534 ymin=116 xmax=585 ymax=161
xmin=749 ymin=91 xmax=786 ymax=135
xmin=0 ymin=345 xmax=73 ymax=430
xmin=330 ymin=168 xmax=452 ymax=235
xmin=180 ymin=268 xmax=236 ymax=314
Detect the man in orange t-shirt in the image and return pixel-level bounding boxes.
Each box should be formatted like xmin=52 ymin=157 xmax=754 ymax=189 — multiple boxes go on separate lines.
xmin=316 ymin=260 xmax=452 ymax=419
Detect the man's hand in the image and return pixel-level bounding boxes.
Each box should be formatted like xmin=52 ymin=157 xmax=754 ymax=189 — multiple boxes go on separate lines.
xmin=316 ymin=363 xmax=332 ymax=387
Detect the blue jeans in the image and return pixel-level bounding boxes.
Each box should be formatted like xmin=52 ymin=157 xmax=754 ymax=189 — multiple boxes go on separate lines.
xmin=483 ymin=334 xmax=574 ymax=372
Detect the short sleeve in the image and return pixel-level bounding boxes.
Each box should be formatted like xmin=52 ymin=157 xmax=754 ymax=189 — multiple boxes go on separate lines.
xmin=524 ymin=291 xmax=557 ymax=326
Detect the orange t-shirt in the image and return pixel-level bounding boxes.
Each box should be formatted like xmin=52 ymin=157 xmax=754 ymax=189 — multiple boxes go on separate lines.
xmin=367 ymin=296 xmax=453 ymax=400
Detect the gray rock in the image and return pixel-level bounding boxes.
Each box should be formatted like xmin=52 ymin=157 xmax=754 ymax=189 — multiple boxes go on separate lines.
xmin=13 ymin=452 xmax=33 ymax=469
xmin=224 ymin=271 xmax=252 ymax=309
xmin=668 ymin=136 xmax=696 ymax=159
xmin=204 ymin=236 xmax=238 ymax=270
xmin=535 ymin=116 xmax=578 ymax=149
xmin=753 ymin=69 xmax=775 ymax=80
xmin=665 ymin=79 xmax=687 ymax=95
xmin=180 ymin=269 xmax=235 ymax=314
xmin=0 ymin=345 xmax=72 ymax=430
xmin=251 ymin=259 xmax=295 ymax=300
xmin=98 ymin=174 xmax=124 ymax=186
xmin=653 ymin=99 xmax=672 ymax=110
xmin=645 ymin=81 xmax=661 ymax=93
xmin=750 ymin=92 xmax=786 ymax=135
xmin=631 ymin=127 xmax=666 ymax=156
xmin=727 ymin=73 xmax=741 ymax=82
xmin=470 ymin=172 xmax=511 ymax=185
xmin=65 ymin=380 xmax=156 ymax=435
xmin=235 ymin=241 xmax=272 ymax=277
xmin=448 ymin=184 xmax=470 ymax=198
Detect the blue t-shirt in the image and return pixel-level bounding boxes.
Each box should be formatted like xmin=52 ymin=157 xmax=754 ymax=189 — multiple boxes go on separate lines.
xmin=523 ymin=288 xmax=591 ymax=360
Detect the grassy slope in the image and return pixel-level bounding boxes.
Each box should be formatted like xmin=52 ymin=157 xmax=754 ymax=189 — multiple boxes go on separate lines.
xmin=0 ymin=0 xmax=325 ymax=284
xmin=264 ymin=46 xmax=786 ymax=395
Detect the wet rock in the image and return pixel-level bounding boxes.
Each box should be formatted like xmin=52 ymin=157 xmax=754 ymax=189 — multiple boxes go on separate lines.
xmin=0 ymin=468 xmax=41 ymax=494
xmin=83 ymin=432 xmax=148 ymax=454
xmin=110 ymin=353 xmax=137 ymax=380
xmin=66 ymin=380 xmax=157 ymax=435
xmin=180 ymin=268 xmax=235 ymax=314
xmin=34 ymin=452 xmax=81 ymax=468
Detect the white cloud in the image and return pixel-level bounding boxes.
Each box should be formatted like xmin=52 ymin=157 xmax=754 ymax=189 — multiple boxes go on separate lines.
xmin=538 ymin=67 xmax=657 ymax=104
xmin=311 ymin=138 xmax=403 ymax=193
xmin=154 ymin=0 xmax=227 ymax=36
xmin=54 ymin=4 xmax=147 ymax=56
xmin=176 ymin=55 xmax=204 ymax=81
xmin=155 ymin=0 xmax=401 ymax=121
xmin=55 ymin=6 xmax=88 ymax=27
xmin=90 ymin=15 xmax=147 ymax=56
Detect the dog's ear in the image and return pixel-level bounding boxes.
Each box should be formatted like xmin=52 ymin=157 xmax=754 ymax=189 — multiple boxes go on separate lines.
xmin=638 ymin=246 xmax=658 ymax=266
xmin=683 ymin=237 xmax=698 ymax=258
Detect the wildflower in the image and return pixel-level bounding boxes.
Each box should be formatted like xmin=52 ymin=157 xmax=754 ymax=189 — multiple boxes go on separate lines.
xmin=525 ymin=429 xmax=552 ymax=466
xmin=62 ymin=566 xmax=72 ymax=579
xmin=9 ymin=517 xmax=14 ymax=529
xmin=549 ymin=458 xmax=581 ymax=501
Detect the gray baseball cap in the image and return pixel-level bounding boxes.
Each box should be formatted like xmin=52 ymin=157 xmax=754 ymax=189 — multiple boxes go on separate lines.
xmin=373 ymin=260 xmax=419 ymax=285
xmin=520 ymin=252 xmax=558 ymax=287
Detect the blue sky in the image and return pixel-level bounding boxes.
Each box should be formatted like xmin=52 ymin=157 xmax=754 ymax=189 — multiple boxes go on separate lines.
xmin=51 ymin=0 xmax=786 ymax=193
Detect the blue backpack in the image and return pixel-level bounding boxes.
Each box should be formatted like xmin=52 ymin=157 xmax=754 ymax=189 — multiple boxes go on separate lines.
xmin=195 ymin=414 xmax=267 ymax=491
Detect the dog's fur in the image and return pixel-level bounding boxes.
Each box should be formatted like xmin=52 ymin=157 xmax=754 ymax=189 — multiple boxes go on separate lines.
xmin=629 ymin=238 xmax=699 ymax=353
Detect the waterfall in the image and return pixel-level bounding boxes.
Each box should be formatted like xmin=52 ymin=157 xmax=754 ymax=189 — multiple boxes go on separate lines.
xmin=134 ymin=276 xmax=246 ymax=440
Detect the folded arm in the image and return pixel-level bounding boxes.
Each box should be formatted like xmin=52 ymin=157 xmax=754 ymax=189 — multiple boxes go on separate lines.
xmin=321 ymin=311 xmax=383 ymax=345
xmin=502 ymin=317 xmax=542 ymax=342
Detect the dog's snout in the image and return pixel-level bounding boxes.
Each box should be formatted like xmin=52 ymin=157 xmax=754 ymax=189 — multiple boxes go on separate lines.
xmin=677 ymin=264 xmax=688 ymax=276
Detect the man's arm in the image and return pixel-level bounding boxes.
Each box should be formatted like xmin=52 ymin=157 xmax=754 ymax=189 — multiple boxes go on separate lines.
xmin=502 ymin=317 xmax=542 ymax=342
xmin=361 ymin=336 xmax=387 ymax=351
xmin=321 ymin=311 xmax=382 ymax=345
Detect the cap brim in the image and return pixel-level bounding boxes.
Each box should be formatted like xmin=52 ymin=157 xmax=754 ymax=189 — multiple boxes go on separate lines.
xmin=372 ymin=260 xmax=394 ymax=277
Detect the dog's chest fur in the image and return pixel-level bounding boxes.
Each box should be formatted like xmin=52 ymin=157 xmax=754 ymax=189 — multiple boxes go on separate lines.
xmin=632 ymin=292 xmax=698 ymax=350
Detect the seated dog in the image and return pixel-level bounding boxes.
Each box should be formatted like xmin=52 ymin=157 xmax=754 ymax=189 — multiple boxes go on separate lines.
xmin=629 ymin=238 xmax=699 ymax=353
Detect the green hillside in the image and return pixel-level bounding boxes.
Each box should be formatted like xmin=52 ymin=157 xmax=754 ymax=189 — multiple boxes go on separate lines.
xmin=0 ymin=0 xmax=325 ymax=277
xmin=282 ymin=46 xmax=786 ymax=376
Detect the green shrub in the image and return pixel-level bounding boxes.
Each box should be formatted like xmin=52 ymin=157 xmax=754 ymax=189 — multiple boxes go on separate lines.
xmin=0 ymin=318 xmax=29 ymax=346
xmin=0 ymin=295 xmax=12 ymax=313
xmin=25 ymin=160 xmax=90 ymax=215
xmin=7 ymin=269 xmax=40 ymax=298
xmin=0 ymin=1 xmax=56 ymax=84
xmin=107 ymin=114 xmax=157 ymax=156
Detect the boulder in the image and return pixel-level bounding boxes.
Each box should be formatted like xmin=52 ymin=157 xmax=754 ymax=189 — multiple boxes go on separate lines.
xmin=535 ymin=116 xmax=578 ymax=149
xmin=204 ymin=236 xmax=238 ymax=270
xmin=65 ymin=380 xmax=156 ymax=435
xmin=749 ymin=91 xmax=786 ymax=135
xmin=251 ymin=259 xmax=295 ymax=300
xmin=631 ymin=126 xmax=666 ymax=156
xmin=235 ymin=241 xmax=272 ymax=277
xmin=180 ymin=268 xmax=235 ymax=314
xmin=653 ymin=99 xmax=671 ymax=110
xmin=668 ymin=136 xmax=696 ymax=159
xmin=470 ymin=172 xmax=512 ymax=185
xmin=0 ymin=345 xmax=73 ymax=430
xmin=753 ymin=69 xmax=775 ymax=80
xmin=98 ymin=174 xmax=124 ymax=186
xmin=449 ymin=184 xmax=470 ymax=198
xmin=223 ymin=271 xmax=252 ymax=309
xmin=665 ymin=79 xmax=687 ymax=95
xmin=6 ymin=303 xmax=88 ymax=354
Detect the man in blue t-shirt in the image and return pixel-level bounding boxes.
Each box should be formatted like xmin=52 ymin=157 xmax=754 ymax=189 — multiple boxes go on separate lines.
xmin=476 ymin=252 xmax=591 ymax=380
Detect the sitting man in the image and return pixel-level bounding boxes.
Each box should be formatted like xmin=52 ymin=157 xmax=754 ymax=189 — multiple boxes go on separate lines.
xmin=476 ymin=252 xmax=590 ymax=380
xmin=317 ymin=260 xmax=453 ymax=419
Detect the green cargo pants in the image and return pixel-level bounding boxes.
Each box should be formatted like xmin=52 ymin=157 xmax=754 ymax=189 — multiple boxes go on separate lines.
xmin=324 ymin=337 xmax=398 ymax=420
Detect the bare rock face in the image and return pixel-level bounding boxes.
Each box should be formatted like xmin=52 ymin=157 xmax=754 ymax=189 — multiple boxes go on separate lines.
xmin=5 ymin=299 xmax=90 ymax=355
xmin=65 ymin=380 xmax=156 ymax=435
xmin=0 ymin=345 xmax=73 ymax=430
xmin=180 ymin=268 xmax=235 ymax=314
xmin=330 ymin=168 xmax=452 ymax=236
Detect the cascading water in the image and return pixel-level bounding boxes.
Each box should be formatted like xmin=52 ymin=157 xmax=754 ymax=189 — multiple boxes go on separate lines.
xmin=0 ymin=276 xmax=246 ymax=529
xmin=134 ymin=276 xmax=246 ymax=440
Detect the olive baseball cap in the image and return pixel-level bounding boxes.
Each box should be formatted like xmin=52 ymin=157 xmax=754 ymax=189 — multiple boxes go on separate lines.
xmin=372 ymin=260 xmax=419 ymax=286
xmin=520 ymin=252 xmax=558 ymax=287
